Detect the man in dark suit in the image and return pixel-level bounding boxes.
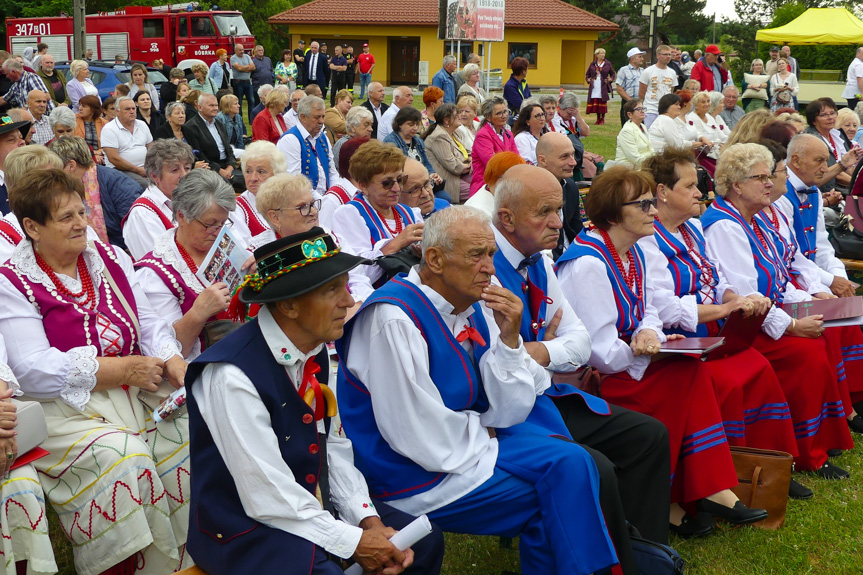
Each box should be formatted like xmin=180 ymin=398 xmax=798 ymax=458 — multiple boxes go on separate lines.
xmin=304 ymin=41 xmax=330 ymax=99
xmin=360 ymin=81 xmax=388 ymax=139
xmin=182 ymin=93 xmax=239 ymax=184
xmin=536 ymin=132 xmax=583 ymax=260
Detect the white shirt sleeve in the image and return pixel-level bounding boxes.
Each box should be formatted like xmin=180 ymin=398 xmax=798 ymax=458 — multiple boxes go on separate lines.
xmin=330 ymin=205 xmax=387 ymax=285
xmin=556 ymin=255 xmax=664 ymax=380
xmin=123 ymin=208 xmax=167 ymax=261
xmin=638 ymin=235 xmax=699 ymax=333
xmin=195 ymin=363 xmax=367 ymax=559
xmin=135 ymin=265 xmax=197 ymax=358
xmin=278 ymin=134 xmax=303 ymax=176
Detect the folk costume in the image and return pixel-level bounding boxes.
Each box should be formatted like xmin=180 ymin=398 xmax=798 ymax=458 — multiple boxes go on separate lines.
xmin=702 ymin=196 xmax=854 ymax=470
xmin=640 ymin=219 xmax=799 ymax=458
xmin=556 ymin=229 xmax=739 ymax=506
xmin=0 ymin=239 xmax=191 ymax=575
xmin=231 ymin=190 xmax=270 ymax=247
xmin=185 ymin=229 xmax=444 ymax=575
xmin=277 ymin=124 xmax=338 ymax=196
xmin=337 ymin=269 xmax=619 ymax=575
xmin=122 ymin=184 xmax=175 ymax=261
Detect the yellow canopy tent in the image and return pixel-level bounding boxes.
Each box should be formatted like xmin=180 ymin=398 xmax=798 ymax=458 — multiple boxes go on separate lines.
xmin=756 ymin=7 xmax=863 ymax=44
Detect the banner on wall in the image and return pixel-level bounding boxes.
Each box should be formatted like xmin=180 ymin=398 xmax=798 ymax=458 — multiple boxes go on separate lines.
xmin=438 ymin=0 xmax=505 ymax=42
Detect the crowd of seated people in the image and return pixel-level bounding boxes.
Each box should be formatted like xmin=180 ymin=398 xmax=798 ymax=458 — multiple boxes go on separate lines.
xmin=1 ymin=40 xmax=863 ymax=575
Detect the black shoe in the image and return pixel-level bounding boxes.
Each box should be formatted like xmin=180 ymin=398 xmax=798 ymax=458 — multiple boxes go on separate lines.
xmin=848 ymin=415 xmax=863 ymax=434
xmin=827 ymin=448 xmax=844 ymax=458
xmin=669 ymin=512 xmax=713 ymax=539
xmin=696 ymin=499 xmax=768 ymax=525
xmin=815 ymin=461 xmax=850 ymax=480
xmin=788 ymin=479 xmax=813 ymax=500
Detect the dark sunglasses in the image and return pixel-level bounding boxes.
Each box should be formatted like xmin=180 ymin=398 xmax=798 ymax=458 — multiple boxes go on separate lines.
xmin=622 ymin=197 xmax=658 ymax=213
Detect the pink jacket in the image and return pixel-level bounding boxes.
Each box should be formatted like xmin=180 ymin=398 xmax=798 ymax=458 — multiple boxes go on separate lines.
xmin=470 ymin=122 xmax=518 ymax=195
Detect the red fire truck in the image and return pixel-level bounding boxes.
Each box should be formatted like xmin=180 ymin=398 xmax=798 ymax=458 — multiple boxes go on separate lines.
xmin=5 ymin=3 xmax=255 ymax=66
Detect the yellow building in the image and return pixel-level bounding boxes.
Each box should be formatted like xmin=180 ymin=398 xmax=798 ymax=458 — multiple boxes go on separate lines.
xmin=268 ymin=0 xmax=618 ymax=88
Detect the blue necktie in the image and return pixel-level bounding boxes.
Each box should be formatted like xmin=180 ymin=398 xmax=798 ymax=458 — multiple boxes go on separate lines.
xmin=518 ymin=253 xmax=542 ymax=271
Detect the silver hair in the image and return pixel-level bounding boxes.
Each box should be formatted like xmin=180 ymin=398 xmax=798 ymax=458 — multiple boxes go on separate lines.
xmin=479 ymin=95 xmax=506 ymax=119
xmin=421 ymin=205 xmax=491 ymax=260
xmin=462 ymin=63 xmax=480 ymax=81
xmin=722 ymin=85 xmax=739 ymax=96
xmin=519 ymin=97 xmax=539 ymax=111
xmin=714 ymin=143 xmax=774 ymax=197
xmin=708 ymin=91 xmax=724 ymax=110
xmin=393 ymin=86 xmax=411 ymax=100
xmin=257 ymin=84 xmax=274 ymax=99
xmin=2 ymin=59 xmax=22 ymax=73
xmin=297 ymin=95 xmax=325 ymax=117
xmin=69 ymin=59 xmax=88 ymax=77
xmin=48 ymin=106 xmax=76 ymax=129
xmin=492 ymin=173 xmax=524 ymax=226
xmin=345 ymin=106 xmax=373 ymax=134
xmin=114 ymin=95 xmax=134 ymax=109
xmin=197 ymin=93 xmax=217 ymax=106
xmin=538 ymin=94 xmax=558 ymax=108
xmin=165 ymin=101 xmax=185 ymax=117
xmin=144 ymin=139 xmax=196 ymax=183
xmin=172 ymin=169 xmax=237 ymax=222
xmin=559 ymin=91 xmax=580 ymax=110
xmin=442 ymin=55 xmax=457 ymax=67
xmin=240 ymin=139 xmax=288 ymax=174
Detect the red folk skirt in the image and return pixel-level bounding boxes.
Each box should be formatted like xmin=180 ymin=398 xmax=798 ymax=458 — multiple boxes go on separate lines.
xmin=586 ymin=98 xmax=608 ymax=115
xmin=600 ymin=356 xmax=737 ymax=505
xmin=753 ymin=332 xmax=853 ymax=470
xmin=825 ymin=325 xmax=863 ymax=408
xmin=702 ymin=348 xmax=798 ymax=457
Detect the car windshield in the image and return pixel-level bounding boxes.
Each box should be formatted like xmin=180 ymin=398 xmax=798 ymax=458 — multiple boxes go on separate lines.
xmin=213 ymin=14 xmax=251 ymax=36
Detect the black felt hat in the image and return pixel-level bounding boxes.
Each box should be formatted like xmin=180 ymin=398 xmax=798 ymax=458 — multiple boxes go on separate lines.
xmin=0 ymin=115 xmax=31 ymax=139
xmin=238 ymin=227 xmax=370 ymax=304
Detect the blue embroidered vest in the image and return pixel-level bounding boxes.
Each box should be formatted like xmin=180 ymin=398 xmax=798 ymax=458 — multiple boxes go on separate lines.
xmin=783 ymin=181 xmax=819 ymax=261
xmin=282 ymin=126 xmax=331 ymax=189
xmin=701 ymin=196 xmax=789 ymax=302
xmin=185 ymin=320 xmax=330 ymax=573
xmin=336 ymin=275 xmax=490 ymax=500
xmin=345 ymin=194 xmax=418 ymax=246
xmin=556 ymin=230 xmax=646 ymax=340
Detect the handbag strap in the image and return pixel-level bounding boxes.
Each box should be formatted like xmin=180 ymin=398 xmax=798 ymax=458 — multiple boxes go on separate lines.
xmin=747 ymin=465 xmax=763 ymax=507
xmin=92 ymin=241 xmax=142 ymax=343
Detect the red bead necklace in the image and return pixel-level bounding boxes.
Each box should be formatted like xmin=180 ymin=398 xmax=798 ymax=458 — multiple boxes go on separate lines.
xmin=678 ymin=224 xmax=716 ymax=286
xmin=766 ymin=206 xmax=780 ymax=230
xmin=598 ymin=228 xmax=639 ymax=292
xmin=35 ymin=252 xmax=95 ymax=308
xmin=751 ymin=217 xmax=772 ymax=253
xmin=175 ymin=236 xmax=199 ymax=274
xmin=381 ymin=207 xmax=404 ymax=236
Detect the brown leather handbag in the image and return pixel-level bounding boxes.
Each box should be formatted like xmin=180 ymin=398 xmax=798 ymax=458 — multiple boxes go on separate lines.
xmin=729 ymin=446 xmax=793 ymax=529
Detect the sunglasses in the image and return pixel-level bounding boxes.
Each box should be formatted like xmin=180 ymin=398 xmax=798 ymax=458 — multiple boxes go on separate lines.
xmin=379 ymin=175 xmax=407 ymax=191
xmin=622 ymin=197 xmax=657 ymax=213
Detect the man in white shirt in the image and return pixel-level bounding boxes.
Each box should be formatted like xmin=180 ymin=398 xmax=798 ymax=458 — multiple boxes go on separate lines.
xmin=777 ymin=134 xmax=861 ymax=297
xmin=100 ymin=95 xmax=153 ymax=187
xmin=615 ymin=47 xmax=645 ymax=126
xmin=377 ymin=86 xmax=413 ymax=141
xmin=842 ymin=47 xmax=863 ymax=110
xmin=360 ymin=82 xmax=389 ymax=139
xmin=491 ymin=165 xmax=670 ymax=567
xmin=283 ymin=89 xmax=305 ymax=130
xmin=638 ymin=45 xmax=678 ymax=129
xmin=26 ymin=90 xmax=52 ymax=145
xmin=278 ymin=96 xmax=338 ymax=196
xmin=337 ymin=206 xmax=619 ymax=575
xmin=718 ymin=85 xmax=744 ymax=130
xmin=185 ymin=228 xmax=444 ymax=575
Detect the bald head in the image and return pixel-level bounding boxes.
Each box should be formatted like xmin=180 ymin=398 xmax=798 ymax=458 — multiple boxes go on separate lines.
xmin=393 ymin=86 xmax=414 ymax=109
xmin=26 ymin=90 xmax=49 ymax=118
xmin=401 ymin=158 xmax=435 ymax=215
xmin=536 ymin=132 xmax=577 ymax=181
xmin=787 ymin=133 xmax=830 ymax=186
xmin=494 ymin=164 xmax=564 ymax=255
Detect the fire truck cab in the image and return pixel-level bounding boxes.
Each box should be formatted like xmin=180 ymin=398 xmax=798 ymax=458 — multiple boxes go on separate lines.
xmin=6 ymin=3 xmax=255 ymax=67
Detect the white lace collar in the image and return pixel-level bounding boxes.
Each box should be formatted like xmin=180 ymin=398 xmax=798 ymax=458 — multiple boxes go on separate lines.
xmin=11 ymin=239 xmax=104 ymax=293
xmin=150 ymin=228 xmax=205 ymax=294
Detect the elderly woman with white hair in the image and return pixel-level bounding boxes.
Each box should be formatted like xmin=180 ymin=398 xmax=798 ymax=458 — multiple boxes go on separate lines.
xmin=231 ymin=140 xmax=286 ymax=246
xmin=685 ymin=91 xmax=726 ymax=169
xmin=332 ymin=105 xmax=374 ymax=168
xmin=66 ymin=59 xmax=100 ymax=113
xmin=122 ymin=139 xmax=195 ymax=260
xmin=48 ymin=105 xmax=76 ymax=142
xmin=457 ymin=63 xmax=486 ymax=105
xmin=136 ymin=169 xmax=237 ymax=360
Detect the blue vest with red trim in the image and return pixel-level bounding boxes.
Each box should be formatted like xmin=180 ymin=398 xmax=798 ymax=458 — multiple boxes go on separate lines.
xmin=783 ymin=181 xmax=819 ymax=261
xmin=555 ymin=230 xmax=646 ymax=340
xmin=185 ymin=320 xmax=331 ymax=573
xmin=345 ymin=194 xmax=418 ymax=247
xmin=493 ymin=247 xmax=609 ymax=421
xmin=282 ymin=126 xmax=331 ymax=189
xmin=336 ymin=275 xmax=490 ymax=501
xmin=701 ymin=196 xmax=789 ymax=303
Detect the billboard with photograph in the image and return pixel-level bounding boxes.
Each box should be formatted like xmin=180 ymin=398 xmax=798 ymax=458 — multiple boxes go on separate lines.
xmin=439 ymin=0 xmax=505 ymax=42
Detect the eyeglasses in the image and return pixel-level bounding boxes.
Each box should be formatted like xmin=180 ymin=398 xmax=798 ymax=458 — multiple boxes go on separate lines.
xmin=403 ymin=180 xmax=433 ymax=196
xmin=377 ymin=175 xmax=407 ymax=191
xmin=817 ymin=111 xmax=837 ymax=119
xmin=631 ymin=107 xmax=645 ymax=112
xmin=274 ymin=199 xmax=322 ymax=217
xmin=532 ymin=113 xmax=545 ymax=120
xmin=494 ymin=110 xmax=510 ymax=118
xmin=194 ymin=217 xmax=232 ymax=233
xmin=745 ymin=174 xmax=772 ymax=184
xmin=622 ymin=197 xmax=657 ymax=213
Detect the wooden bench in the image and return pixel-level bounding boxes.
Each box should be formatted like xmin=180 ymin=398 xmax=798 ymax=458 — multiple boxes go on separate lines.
xmin=841 ymin=258 xmax=863 ymax=272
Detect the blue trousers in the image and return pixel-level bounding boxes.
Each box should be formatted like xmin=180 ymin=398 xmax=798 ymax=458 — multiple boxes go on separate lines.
xmin=359 ymin=73 xmax=372 ymax=99
xmin=232 ymin=80 xmax=255 ymax=123
xmin=427 ymin=432 xmax=618 ymax=575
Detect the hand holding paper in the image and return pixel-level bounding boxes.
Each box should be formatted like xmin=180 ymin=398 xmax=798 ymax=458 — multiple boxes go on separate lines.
xmin=345 ymin=515 xmax=433 ymax=575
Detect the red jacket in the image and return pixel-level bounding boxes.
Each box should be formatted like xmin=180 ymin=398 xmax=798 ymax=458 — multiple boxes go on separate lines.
xmin=252 ymin=108 xmax=287 ymax=144
xmin=689 ymin=59 xmax=729 ymax=92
